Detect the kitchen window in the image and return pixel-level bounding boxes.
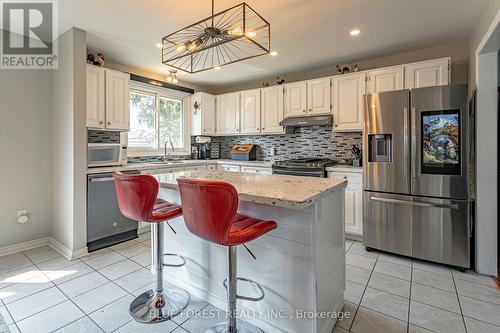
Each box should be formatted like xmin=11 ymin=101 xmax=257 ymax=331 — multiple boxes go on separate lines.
xmin=128 ymin=82 xmax=190 ymax=155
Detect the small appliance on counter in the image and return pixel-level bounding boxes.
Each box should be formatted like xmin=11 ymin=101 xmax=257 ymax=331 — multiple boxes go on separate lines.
xmin=193 ymin=136 xmax=212 ymax=159
xmin=87 ymin=143 xmax=128 ymax=168
xmin=230 ymin=144 xmax=256 ymax=161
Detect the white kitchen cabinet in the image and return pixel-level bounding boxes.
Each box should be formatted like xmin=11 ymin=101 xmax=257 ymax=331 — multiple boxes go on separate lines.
xmin=216 ymin=92 xmax=240 ymax=135
xmin=86 ymin=65 xmax=106 ymax=128
xmin=217 ymin=164 xmax=241 ymax=172
xmin=105 ymin=69 xmax=130 ymax=130
xmin=184 ymin=165 xmax=206 ymax=172
xmin=191 ymin=92 xmax=216 ymax=135
xmin=206 ymin=164 xmax=217 ymax=171
xmin=307 ymin=77 xmax=332 ymax=115
xmin=328 ymin=171 xmax=363 ymax=237
xmin=332 ymin=72 xmax=366 ymax=132
xmin=261 ymin=86 xmax=284 ymax=134
xmin=404 ymin=57 xmax=450 ymax=89
xmin=240 ymin=89 xmax=261 ymax=134
xmin=367 ymin=66 xmax=404 ymax=94
xmin=285 ymin=81 xmax=307 ymax=117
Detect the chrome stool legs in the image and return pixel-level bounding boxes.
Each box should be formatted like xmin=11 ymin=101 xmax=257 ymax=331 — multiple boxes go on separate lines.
xmin=205 ymin=246 xmax=265 ymax=333
xmin=129 ymin=222 xmax=189 ymax=323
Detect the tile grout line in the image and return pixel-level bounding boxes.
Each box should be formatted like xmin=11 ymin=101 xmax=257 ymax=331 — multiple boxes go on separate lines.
xmin=406 ymin=259 xmax=413 ymax=333
xmin=451 ymin=269 xmax=469 ymax=333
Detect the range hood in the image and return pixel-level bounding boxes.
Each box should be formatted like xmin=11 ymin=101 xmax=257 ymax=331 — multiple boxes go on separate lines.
xmin=279 ymin=115 xmax=333 ymax=133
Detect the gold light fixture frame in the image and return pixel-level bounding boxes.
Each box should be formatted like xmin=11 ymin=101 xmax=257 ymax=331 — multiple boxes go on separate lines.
xmin=162 ymin=1 xmax=270 ymax=73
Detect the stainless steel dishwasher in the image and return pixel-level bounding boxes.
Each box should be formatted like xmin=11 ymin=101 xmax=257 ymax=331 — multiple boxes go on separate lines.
xmin=87 ymin=170 xmax=139 ymax=252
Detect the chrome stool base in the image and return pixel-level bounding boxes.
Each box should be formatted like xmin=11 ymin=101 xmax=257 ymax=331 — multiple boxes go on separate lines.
xmin=129 ymin=288 xmax=189 ymax=323
xmin=205 ymin=320 xmax=265 ymax=333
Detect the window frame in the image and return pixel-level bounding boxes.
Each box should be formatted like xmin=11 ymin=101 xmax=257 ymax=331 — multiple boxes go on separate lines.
xmin=127 ymin=81 xmax=191 ymax=157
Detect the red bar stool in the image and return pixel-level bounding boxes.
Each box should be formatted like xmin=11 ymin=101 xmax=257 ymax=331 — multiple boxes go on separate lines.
xmin=177 ymin=177 xmax=278 ymax=333
xmin=113 ymin=172 xmax=189 ymax=323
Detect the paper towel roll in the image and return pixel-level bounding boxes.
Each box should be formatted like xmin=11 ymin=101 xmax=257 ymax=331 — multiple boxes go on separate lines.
xmin=195 ymin=136 xmax=211 ymax=144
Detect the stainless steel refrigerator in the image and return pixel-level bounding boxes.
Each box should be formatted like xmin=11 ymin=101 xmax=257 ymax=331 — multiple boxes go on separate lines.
xmin=363 ymin=84 xmax=474 ymax=268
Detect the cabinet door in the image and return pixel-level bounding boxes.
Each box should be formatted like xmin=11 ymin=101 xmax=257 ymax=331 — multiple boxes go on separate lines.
xmin=86 ymin=65 xmax=105 ymax=128
xmin=240 ymin=89 xmax=261 ymax=134
xmin=216 ymin=92 xmax=240 ymax=135
xmin=261 ymin=86 xmax=284 ymax=133
xmin=404 ymin=58 xmax=450 ymax=89
xmin=105 ymin=69 xmax=130 ymax=130
xmin=307 ymin=77 xmax=331 ymax=115
xmin=367 ymin=66 xmax=404 ymax=94
xmin=202 ymin=93 xmax=216 ymax=135
xmin=333 ymin=73 xmax=366 ymax=131
xmin=285 ymin=81 xmax=307 ymax=117
xmin=345 ymin=184 xmax=363 ymax=236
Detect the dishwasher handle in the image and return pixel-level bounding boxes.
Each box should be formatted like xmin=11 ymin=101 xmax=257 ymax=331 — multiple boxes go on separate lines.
xmin=89 ymin=177 xmax=115 ymax=183
xmin=88 ymin=170 xmax=140 ymax=183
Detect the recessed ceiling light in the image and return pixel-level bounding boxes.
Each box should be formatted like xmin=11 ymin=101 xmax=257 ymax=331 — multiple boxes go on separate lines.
xmin=156 ymin=43 xmax=163 ymax=48
xmin=270 ymin=51 xmax=278 ymax=56
xmin=214 ymin=66 xmax=221 ymax=70
xmin=350 ymin=29 xmax=361 ymax=36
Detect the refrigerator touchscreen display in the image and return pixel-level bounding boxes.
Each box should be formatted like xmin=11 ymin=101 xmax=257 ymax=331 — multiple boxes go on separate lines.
xmin=421 ymin=109 xmax=461 ymax=175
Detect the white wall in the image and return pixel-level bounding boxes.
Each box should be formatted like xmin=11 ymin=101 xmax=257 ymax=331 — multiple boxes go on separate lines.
xmin=469 ymin=0 xmax=500 ymax=276
xmin=51 ymin=27 xmax=88 ymax=256
xmin=0 ymin=69 xmax=52 ymax=248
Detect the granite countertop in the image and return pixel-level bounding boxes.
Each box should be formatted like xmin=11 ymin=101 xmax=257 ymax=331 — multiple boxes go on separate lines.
xmin=156 ymin=170 xmax=346 ymax=209
xmin=86 ymin=159 xmax=273 ymax=174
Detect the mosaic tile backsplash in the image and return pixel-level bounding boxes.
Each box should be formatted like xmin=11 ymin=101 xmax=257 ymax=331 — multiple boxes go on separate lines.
xmin=203 ymin=126 xmax=362 ymax=163
xmin=87 ymin=130 xmax=120 ymax=144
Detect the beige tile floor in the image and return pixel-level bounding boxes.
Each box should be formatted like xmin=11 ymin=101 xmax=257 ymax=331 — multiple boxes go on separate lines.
xmin=0 ymin=233 xmax=498 ymax=333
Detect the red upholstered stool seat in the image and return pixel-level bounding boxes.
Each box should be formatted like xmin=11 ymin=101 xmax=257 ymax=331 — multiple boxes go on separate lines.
xmin=113 ymin=172 xmax=188 ymax=324
xmin=177 ymin=177 xmax=277 ymax=333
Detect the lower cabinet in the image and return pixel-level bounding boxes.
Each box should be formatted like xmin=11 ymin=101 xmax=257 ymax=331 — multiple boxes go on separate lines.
xmin=217 ymin=164 xmax=241 ymax=172
xmin=241 ymin=166 xmax=272 ymax=175
xmin=328 ymin=171 xmax=363 ymax=237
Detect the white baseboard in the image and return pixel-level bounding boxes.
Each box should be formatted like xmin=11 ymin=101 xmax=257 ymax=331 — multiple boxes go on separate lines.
xmin=0 ymin=237 xmax=51 ymax=258
xmin=0 ymin=237 xmax=88 ymax=261
xmin=48 ymin=238 xmax=88 ymax=260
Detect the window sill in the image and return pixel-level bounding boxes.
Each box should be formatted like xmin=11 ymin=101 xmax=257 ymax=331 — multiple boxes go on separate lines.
xmin=127 ymin=150 xmax=191 ymax=158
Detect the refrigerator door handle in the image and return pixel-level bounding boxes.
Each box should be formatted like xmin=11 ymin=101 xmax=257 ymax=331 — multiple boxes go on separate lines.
xmin=370 ymin=196 xmax=413 ymax=206
xmin=411 ymin=107 xmax=417 ymax=179
xmin=370 ymin=196 xmax=459 ymax=210
xmin=403 ymin=107 xmax=410 ymax=191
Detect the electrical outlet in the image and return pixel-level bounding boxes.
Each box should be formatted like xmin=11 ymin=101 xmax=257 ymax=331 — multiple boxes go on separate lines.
xmin=269 ymin=147 xmax=276 ymax=156
xmin=17 ymin=210 xmax=29 ymax=224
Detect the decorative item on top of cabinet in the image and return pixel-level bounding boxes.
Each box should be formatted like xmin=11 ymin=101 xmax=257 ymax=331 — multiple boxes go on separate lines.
xmin=240 ymin=89 xmax=261 ymax=134
xmin=332 ymin=72 xmax=366 ymax=132
xmin=261 ymin=85 xmax=284 ymax=134
xmin=404 ymin=57 xmax=450 ymax=89
xmin=216 ymin=92 xmax=240 ymax=135
xmin=353 ymin=64 xmax=360 ymax=72
xmin=86 ymin=65 xmax=130 ymax=131
xmin=366 ymin=65 xmax=404 ymax=94
xmin=191 ymin=92 xmax=216 ymax=135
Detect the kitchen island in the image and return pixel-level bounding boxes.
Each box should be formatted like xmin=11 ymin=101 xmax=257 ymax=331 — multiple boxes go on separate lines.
xmin=155 ymin=171 xmax=347 ymax=333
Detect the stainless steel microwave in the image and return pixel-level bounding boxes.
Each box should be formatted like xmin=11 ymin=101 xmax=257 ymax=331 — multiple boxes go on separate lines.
xmin=87 ymin=143 xmax=127 ymax=167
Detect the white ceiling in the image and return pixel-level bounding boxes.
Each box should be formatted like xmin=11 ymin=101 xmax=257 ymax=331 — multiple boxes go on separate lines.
xmin=59 ymin=0 xmax=484 ymax=89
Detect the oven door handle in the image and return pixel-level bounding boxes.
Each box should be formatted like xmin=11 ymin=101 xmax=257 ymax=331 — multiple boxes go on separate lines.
xmin=370 ymin=196 xmax=459 ymax=209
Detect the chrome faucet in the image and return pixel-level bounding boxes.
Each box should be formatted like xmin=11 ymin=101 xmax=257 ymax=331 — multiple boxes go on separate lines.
xmin=164 ymin=139 xmax=175 ymax=159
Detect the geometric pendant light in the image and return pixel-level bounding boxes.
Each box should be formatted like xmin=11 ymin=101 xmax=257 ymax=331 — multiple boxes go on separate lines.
xmin=162 ymin=0 xmax=270 ymax=73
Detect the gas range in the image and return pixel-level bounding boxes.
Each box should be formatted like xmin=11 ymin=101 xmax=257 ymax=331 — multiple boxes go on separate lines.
xmin=272 ymin=158 xmax=337 ymax=178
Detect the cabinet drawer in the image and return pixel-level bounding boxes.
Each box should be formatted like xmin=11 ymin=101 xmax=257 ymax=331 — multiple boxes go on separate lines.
xmin=184 ymin=165 xmax=206 ymax=172
xmin=217 ymin=164 xmax=240 ymax=172
xmin=241 ymin=166 xmax=272 ymax=175
xmin=328 ymin=172 xmax=362 ymax=185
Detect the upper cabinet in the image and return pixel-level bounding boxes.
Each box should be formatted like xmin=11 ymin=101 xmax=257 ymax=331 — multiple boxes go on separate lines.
xmin=333 ymin=72 xmax=366 ymax=132
xmin=367 ymin=66 xmax=404 ymax=94
xmin=86 ymin=65 xmax=130 ymax=131
xmin=285 ymin=81 xmax=307 ymax=117
xmin=404 ymin=57 xmax=450 ymax=89
xmin=307 ymin=77 xmax=332 ymax=115
xmin=240 ymin=89 xmax=261 ymax=134
xmin=86 ymin=65 xmax=105 ymax=128
xmin=261 ymin=86 xmax=284 ymax=134
xmin=216 ymin=92 xmax=240 ymax=135
xmin=191 ymin=92 xmax=216 ymax=136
